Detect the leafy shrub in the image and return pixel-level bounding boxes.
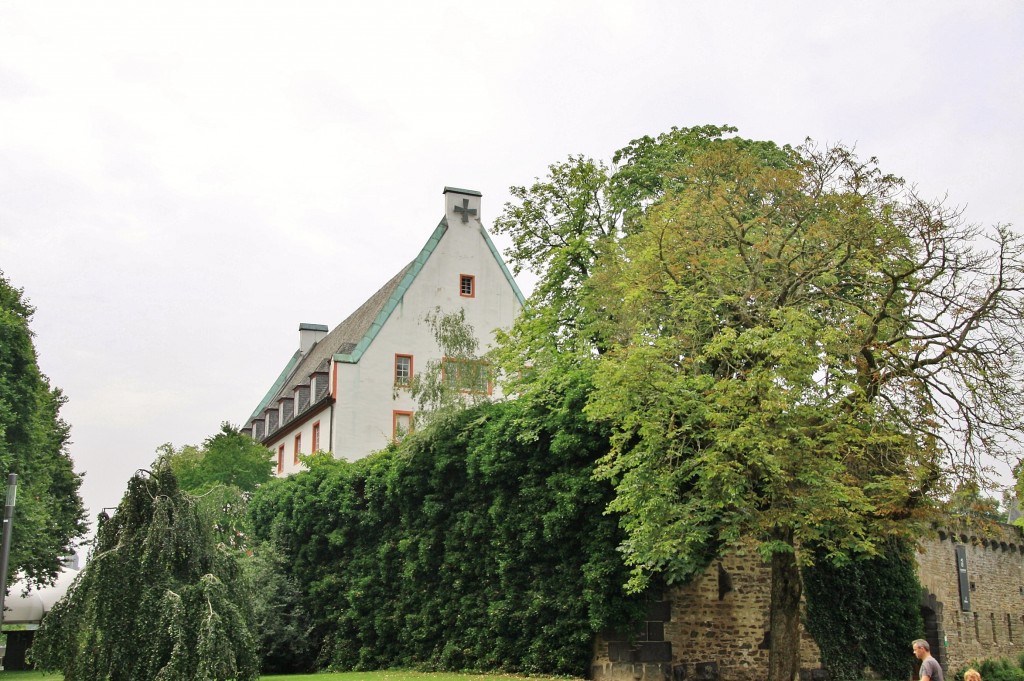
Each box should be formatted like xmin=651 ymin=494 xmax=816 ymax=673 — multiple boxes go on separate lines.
xmin=954 ymin=658 xmax=1024 ymax=681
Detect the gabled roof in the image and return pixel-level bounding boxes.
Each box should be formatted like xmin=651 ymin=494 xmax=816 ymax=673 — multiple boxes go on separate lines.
xmin=332 ymin=217 xmax=524 ymax=365
xmin=247 ymin=262 xmax=413 ymax=422
xmin=247 ymin=211 xmax=525 ymax=424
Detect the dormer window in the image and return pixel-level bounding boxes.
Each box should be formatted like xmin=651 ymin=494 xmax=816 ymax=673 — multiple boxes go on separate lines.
xmin=460 ymin=274 xmax=475 ymax=298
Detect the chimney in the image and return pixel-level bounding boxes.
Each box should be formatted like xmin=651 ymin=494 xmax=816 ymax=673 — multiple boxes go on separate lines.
xmin=299 ymin=323 xmax=328 ymax=354
xmin=443 ymin=186 xmax=482 ymax=227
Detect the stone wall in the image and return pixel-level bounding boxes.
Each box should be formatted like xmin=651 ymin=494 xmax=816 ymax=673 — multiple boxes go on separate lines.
xmin=591 ymin=524 xmax=1024 ymax=681
xmin=592 ymin=545 xmax=823 ymax=681
xmin=915 ymin=523 xmax=1024 ymax=674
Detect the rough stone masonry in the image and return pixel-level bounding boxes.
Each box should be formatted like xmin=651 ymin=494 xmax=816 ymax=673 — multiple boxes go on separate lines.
xmin=592 ymin=523 xmax=1024 ymax=681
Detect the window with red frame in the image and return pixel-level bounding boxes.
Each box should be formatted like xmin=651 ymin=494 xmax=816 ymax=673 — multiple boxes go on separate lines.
xmin=459 ymin=274 xmax=475 ymax=298
xmin=395 ymin=354 xmax=413 ymax=387
xmin=294 ymin=433 xmax=302 ymax=464
xmin=393 ymin=410 xmax=414 ymax=442
xmin=312 ymin=421 xmax=320 ymax=453
xmin=277 ymin=445 xmax=285 ymax=474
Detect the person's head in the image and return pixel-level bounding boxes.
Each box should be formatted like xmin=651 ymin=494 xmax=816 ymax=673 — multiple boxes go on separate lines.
xmin=912 ymin=640 xmax=931 ymax=660
xmin=964 ymin=669 xmax=981 ymax=681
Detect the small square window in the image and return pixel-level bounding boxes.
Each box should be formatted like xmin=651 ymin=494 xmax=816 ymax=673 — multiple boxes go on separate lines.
xmin=460 ymin=274 xmax=475 ymax=298
xmin=395 ymin=354 xmax=413 ymax=386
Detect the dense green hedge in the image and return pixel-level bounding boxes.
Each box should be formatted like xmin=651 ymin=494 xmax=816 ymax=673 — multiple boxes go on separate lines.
xmin=248 ymin=394 xmax=644 ymax=676
xmin=803 ymin=537 xmax=923 ymax=681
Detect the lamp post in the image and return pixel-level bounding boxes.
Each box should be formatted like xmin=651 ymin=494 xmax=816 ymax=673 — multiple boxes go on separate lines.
xmin=0 ymin=474 xmax=18 ymax=670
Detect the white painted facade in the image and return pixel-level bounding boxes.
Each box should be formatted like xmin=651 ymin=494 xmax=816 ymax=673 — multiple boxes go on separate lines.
xmin=244 ymin=188 xmax=524 ymax=474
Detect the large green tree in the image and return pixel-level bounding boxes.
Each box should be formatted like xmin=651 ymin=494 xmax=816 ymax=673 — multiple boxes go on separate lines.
xmin=32 ymin=462 xmax=258 ymax=681
xmin=0 ymin=270 xmax=86 ymax=588
xmin=160 ymin=422 xmax=274 ymax=548
xmin=495 ymin=130 xmax=1024 ymax=681
xmin=166 ymin=422 xmax=274 ymax=494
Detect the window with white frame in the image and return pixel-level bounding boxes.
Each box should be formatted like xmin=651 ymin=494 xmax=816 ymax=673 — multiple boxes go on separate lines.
xmin=395 ymin=354 xmax=413 ymax=386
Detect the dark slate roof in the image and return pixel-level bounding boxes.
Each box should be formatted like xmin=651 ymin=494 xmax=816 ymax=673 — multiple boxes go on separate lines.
xmin=247 ymin=261 xmax=414 ymax=422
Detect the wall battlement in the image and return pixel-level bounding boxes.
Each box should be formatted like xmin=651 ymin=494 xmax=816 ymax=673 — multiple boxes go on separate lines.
xmin=592 ymin=524 xmax=1024 ymax=681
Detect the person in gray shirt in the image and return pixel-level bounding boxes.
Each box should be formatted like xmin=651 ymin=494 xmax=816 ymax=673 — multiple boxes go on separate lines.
xmin=913 ymin=639 xmax=944 ymax=681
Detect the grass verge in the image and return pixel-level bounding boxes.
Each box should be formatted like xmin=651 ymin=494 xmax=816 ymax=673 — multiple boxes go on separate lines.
xmin=1 ymin=670 xmax=582 ymax=681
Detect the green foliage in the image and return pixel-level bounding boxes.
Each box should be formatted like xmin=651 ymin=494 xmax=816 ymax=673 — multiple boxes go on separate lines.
xmin=159 ymin=422 xmax=274 ymax=548
xmin=803 ymin=537 xmax=923 ymax=680
xmin=408 ymin=307 xmax=494 ymax=427
xmin=242 ymin=541 xmax=315 ymax=674
xmin=248 ymin=388 xmax=643 ymax=677
xmin=165 ymin=422 xmax=274 ymax=493
xmin=946 ymin=480 xmax=1007 ymax=526
xmin=585 ymin=140 xmax=935 ymax=590
xmin=31 ymin=463 xmax=258 ymax=681
xmin=495 ymin=125 xmax=1024 ymax=681
xmin=954 ymin=658 xmax=1024 ymax=681
xmin=0 ymin=270 xmax=87 ymax=587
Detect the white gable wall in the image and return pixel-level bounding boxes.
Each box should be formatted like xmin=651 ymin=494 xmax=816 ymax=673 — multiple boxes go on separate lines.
xmin=331 ymin=192 xmax=522 ymax=461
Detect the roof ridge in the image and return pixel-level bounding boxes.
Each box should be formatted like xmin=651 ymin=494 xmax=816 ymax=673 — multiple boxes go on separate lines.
xmin=333 ymin=217 xmax=448 ymax=364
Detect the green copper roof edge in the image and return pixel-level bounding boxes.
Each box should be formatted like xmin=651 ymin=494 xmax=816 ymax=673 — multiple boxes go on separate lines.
xmin=478 ymin=224 xmax=526 ymax=305
xmin=333 ymin=217 xmax=450 ymax=365
xmin=248 ymin=349 xmax=302 ymax=422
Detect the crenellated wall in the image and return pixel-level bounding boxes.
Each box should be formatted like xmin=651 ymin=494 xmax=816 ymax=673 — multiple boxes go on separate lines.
xmin=592 ymin=524 xmax=1024 ymax=681
xmin=915 ymin=524 xmax=1024 ymax=674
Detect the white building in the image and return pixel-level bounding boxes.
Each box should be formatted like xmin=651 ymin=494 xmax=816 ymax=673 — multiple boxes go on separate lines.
xmin=242 ymin=187 xmax=524 ymax=474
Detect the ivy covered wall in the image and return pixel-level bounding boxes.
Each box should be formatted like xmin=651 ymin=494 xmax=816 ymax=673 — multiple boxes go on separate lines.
xmin=248 ymin=395 xmax=644 ymax=676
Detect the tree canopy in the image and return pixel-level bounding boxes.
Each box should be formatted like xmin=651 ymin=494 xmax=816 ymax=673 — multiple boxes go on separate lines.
xmin=0 ymin=270 xmax=86 ymax=588
xmin=159 ymin=422 xmax=274 ymax=549
xmin=165 ymin=422 xmax=274 ymax=494
xmin=32 ymin=462 xmax=258 ymax=681
xmin=494 ymin=127 xmax=1024 ymax=681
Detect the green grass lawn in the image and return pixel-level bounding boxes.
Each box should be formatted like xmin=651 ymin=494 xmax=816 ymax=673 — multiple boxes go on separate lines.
xmin=0 ymin=671 xmax=581 ymax=681
xmin=262 ymin=674 xmax=581 ymax=681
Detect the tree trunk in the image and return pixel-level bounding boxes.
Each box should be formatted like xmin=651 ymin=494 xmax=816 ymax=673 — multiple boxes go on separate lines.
xmin=768 ymin=541 xmax=803 ymax=681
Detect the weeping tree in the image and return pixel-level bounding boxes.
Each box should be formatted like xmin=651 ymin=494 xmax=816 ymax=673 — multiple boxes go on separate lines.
xmin=32 ymin=463 xmax=258 ymax=681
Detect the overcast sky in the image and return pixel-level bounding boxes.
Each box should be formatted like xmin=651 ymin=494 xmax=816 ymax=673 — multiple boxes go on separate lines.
xmin=2 ymin=2 xmax=1023 ymax=544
